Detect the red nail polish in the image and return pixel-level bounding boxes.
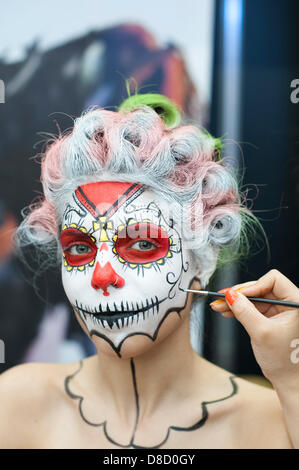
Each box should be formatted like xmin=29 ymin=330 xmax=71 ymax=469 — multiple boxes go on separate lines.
xmin=218 ymin=287 xmax=230 ymax=293
xmin=225 ymin=288 xmax=239 ymax=306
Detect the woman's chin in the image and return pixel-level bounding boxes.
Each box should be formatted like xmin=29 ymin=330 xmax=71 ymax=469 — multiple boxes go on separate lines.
xmin=92 ymin=334 xmax=155 ymax=359
xmin=91 ymin=310 xmax=186 ymax=359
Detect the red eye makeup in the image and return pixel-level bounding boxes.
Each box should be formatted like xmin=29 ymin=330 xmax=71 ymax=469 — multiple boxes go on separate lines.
xmin=60 ymin=228 xmax=97 ymax=266
xmin=114 ymin=222 xmax=170 ymax=263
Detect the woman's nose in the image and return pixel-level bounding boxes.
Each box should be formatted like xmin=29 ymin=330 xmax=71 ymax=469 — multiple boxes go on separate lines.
xmin=91 ymin=260 xmax=125 ymax=296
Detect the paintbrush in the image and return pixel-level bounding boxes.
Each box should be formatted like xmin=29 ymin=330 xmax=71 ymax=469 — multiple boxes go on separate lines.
xmin=182 ymin=288 xmax=299 ymax=308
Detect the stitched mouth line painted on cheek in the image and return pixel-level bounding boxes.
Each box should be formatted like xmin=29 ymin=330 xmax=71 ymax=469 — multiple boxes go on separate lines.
xmin=74 ymin=296 xmax=168 ymax=328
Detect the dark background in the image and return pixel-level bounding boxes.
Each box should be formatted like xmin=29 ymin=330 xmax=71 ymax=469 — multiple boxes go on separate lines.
xmin=205 ymin=0 xmax=299 ymax=374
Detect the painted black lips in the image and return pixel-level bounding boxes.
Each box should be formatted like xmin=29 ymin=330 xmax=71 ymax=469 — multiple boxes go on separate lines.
xmin=74 ymin=296 xmax=168 ymax=326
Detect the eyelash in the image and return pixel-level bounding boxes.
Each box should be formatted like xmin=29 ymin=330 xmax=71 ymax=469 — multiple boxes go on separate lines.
xmin=66 ymin=244 xmax=92 ymax=254
xmin=127 ymin=239 xmax=159 ymax=250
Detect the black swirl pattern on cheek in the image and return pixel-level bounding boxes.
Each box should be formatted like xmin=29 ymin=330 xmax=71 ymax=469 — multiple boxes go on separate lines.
xmin=166 ymin=235 xmax=190 ymax=300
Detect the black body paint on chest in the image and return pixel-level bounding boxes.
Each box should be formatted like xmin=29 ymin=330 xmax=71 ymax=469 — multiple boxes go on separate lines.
xmin=64 ymin=360 xmax=238 ymax=449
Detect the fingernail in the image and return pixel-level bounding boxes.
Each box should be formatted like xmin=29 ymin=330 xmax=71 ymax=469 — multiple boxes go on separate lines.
xmin=210 ymin=299 xmax=225 ymax=306
xmin=225 ymin=288 xmax=239 ymax=306
xmin=218 ymin=288 xmax=230 ymax=293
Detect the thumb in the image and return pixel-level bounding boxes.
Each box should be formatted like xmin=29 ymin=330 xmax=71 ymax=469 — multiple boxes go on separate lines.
xmin=224 ymin=288 xmax=268 ymax=337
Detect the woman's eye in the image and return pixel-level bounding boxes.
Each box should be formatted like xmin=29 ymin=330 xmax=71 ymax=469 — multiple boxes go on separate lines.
xmin=67 ymin=244 xmax=92 ymax=255
xmin=130 ymin=240 xmax=157 ymax=251
xmin=114 ymin=222 xmax=169 ymax=264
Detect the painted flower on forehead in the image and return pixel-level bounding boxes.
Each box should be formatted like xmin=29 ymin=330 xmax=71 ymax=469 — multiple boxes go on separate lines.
xmin=16 ymin=92 xmax=264 ymax=357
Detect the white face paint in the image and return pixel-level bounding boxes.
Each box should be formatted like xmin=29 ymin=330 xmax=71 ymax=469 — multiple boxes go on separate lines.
xmin=60 ymin=181 xmax=199 ymax=357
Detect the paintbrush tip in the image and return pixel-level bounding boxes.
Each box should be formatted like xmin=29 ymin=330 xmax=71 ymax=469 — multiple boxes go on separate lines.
xmin=181 ymin=288 xmax=208 ymax=295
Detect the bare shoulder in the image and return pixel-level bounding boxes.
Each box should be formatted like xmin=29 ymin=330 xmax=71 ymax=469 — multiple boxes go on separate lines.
xmin=0 ymin=361 xmax=79 ymax=448
xmin=198 ymin=358 xmax=292 ymax=448
xmin=230 ymin=374 xmax=293 ymax=448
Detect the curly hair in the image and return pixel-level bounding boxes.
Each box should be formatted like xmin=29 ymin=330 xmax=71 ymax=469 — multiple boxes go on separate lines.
xmin=16 ymin=93 xmax=264 ymax=290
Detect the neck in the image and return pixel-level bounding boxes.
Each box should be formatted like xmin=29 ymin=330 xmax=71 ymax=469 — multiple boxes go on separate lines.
xmin=88 ymin=307 xmax=201 ymax=423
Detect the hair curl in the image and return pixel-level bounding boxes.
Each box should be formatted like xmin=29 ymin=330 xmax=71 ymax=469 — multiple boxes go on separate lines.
xmin=16 ymin=93 xmax=266 ymax=291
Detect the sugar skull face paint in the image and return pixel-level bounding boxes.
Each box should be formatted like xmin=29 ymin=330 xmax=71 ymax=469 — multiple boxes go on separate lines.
xmin=60 ymin=181 xmax=199 ymax=357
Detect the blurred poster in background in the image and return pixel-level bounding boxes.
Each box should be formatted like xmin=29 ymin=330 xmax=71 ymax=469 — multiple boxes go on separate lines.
xmin=0 ymin=0 xmax=215 ymax=370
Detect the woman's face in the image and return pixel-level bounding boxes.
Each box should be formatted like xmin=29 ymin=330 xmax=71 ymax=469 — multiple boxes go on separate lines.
xmin=60 ymin=181 xmax=199 ymax=358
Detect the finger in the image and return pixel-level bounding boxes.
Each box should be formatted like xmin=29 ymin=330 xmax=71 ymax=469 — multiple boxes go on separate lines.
xmin=210 ymin=284 xmax=271 ymax=314
xmin=262 ymin=305 xmax=281 ymax=318
xmin=238 ymin=269 xmax=299 ymax=302
xmin=223 ymin=288 xmax=268 ymax=337
xmin=210 ymin=270 xmax=299 ymax=314
xmin=214 ymin=302 xmax=279 ymax=318
xmin=219 ymin=311 xmax=234 ymax=318
xmin=210 ymin=300 xmax=278 ymax=318
xmin=209 ymin=283 xmax=257 ymax=310
xmin=210 ymin=297 xmax=272 ymax=314
xmin=218 ymin=281 xmax=257 ymax=294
